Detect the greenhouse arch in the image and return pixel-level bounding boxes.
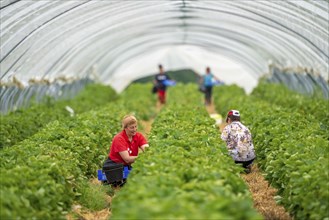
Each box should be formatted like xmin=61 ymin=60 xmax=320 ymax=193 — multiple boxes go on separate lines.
xmin=0 ymin=0 xmax=328 ymax=112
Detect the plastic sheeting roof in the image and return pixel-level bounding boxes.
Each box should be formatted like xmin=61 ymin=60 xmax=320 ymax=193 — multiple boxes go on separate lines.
xmin=1 ymin=0 xmax=328 ymax=93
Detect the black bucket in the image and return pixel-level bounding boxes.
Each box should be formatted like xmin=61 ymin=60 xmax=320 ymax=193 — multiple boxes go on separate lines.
xmin=102 ymin=158 xmax=124 ymax=183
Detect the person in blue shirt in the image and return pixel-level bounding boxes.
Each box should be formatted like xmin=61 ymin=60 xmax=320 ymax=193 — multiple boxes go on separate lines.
xmin=200 ymin=67 xmax=219 ymax=105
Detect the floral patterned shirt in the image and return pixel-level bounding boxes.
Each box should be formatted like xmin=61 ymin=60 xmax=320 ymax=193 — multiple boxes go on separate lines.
xmin=221 ymin=121 xmax=256 ymax=161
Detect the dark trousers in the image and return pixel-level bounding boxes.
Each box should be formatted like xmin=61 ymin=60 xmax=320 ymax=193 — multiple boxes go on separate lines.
xmin=205 ymin=86 xmax=212 ymax=104
xmin=235 ymin=159 xmax=254 ymax=168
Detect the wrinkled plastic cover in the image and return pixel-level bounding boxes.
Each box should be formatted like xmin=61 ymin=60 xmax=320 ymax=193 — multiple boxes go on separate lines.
xmin=0 ymin=0 xmax=328 ymax=93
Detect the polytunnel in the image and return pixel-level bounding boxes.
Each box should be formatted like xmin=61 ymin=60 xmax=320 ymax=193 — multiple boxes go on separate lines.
xmin=1 ymin=1 xmax=329 ymax=220
xmin=0 ymin=0 xmax=328 ymax=114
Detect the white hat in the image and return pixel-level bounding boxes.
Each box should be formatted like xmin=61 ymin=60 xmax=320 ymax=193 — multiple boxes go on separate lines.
xmin=227 ymin=110 xmax=240 ymax=117
xmin=226 ymin=110 xmax=240 ymax=123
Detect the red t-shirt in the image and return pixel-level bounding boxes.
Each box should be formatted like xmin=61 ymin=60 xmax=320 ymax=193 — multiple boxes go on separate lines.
xmin=108 ymin=130 xmax=147 ymax=165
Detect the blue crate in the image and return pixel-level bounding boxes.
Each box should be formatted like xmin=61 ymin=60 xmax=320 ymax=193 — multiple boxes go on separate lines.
xmin=97 ymin=169 xmax=107 ymax=181
xmin=163 ymin=79 xmax=176 ymax=86
xmin=123 ymin=166 xmax=130 ymax=178
xmin=97 ymin=166 xmax=131 ymax=181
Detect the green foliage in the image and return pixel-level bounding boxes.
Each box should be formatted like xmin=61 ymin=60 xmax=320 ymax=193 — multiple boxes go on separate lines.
xmin=0 ymin=83 xmax=118 ymax=148
xmin=251 ymin=81 xmax=329 ymax=126
xmin=0 ymin=107 xmax=121 ymax=219
xmin=119 ymin=83 xmax=157 ymax=120
xmin=213 ymin=84 xmax=246 ymax=116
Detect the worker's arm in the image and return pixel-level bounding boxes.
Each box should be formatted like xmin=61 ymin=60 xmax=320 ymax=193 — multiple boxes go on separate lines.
xmin=119 ymin=151 xmax=138 ymax=164
xmin=220 ymin=127 xmax=229 ymax=141
xmin=139 ymin=144 xmax=149 ymax=152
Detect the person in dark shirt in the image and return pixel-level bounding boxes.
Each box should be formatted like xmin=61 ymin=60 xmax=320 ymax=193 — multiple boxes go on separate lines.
xmin=154 ymin=64 xmax=171 ymax=104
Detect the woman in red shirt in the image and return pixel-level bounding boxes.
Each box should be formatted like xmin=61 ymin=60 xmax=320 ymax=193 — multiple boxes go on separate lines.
xmin=109 ymin=114 xmax=149 ymax=165
xmin=103 ymin=114 xmax=149 ymax=186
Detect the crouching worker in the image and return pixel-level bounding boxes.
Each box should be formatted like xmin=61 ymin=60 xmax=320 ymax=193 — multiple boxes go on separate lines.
xmin=221 ymin=110 xmax=256 ymax=174
xmin=103 ymin=114 xmax=149 ymax=187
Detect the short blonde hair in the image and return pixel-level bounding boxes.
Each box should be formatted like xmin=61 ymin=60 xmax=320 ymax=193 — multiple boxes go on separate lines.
xmin=122 ymin=114 xmax=137 ymax=129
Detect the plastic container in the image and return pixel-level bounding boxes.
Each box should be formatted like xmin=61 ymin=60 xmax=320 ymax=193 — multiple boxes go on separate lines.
xmin=97 ymin=169 xmax=107 ymax=181
xmin=103 ymin=164 xmax=123 ymax=183
xmin=163 ymin=80 xmax=176 ymax=86
xmin=123 ymin=166 xmax=131 ymax=178
xmin=97 ymin=165 xmax=132 ymax=182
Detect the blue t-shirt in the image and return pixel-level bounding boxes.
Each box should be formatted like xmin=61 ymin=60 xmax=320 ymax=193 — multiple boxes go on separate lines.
xmin=203 ymin=74 xmax=213 ymax=86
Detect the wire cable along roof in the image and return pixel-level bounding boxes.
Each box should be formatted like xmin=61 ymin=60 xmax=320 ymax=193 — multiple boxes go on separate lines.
xmin=0 ymin=0 xmax=328 ymax=94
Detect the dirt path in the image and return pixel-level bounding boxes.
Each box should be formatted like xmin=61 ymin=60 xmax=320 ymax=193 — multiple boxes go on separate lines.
xmin=66 ymin=178 xmax=112 ymax=220
xmin=241 ymin=166 xmax=292 ymax=220
xmin=206 ymin=101 xmax=292 ymax=220
xmin=139 ymin=119 xmax=153 ymax=136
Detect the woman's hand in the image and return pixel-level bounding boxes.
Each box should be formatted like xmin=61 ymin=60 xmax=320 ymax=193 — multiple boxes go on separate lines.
xmin=140 ymin=144 xmax=149 ymax=152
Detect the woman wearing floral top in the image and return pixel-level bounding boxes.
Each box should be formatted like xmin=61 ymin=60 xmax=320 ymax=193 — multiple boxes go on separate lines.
xmin=221 ymin=110 xmax=256 ymax=173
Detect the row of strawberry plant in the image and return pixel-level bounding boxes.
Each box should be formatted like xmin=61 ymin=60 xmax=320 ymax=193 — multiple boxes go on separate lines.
xmin=0 ymin=84 xmax=156 ymax=219
xmin=251 ymin=80 xmax=329 ymax=127
xmin=0 ymin=83 xmax=118 ymax=149
xmin=111 ymin=85 xmax=262 ymax=219
xmin=119 ymin=83 xmax=157 ymax=120
xmin=213 ymin=85 xmax=329 ymax=220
